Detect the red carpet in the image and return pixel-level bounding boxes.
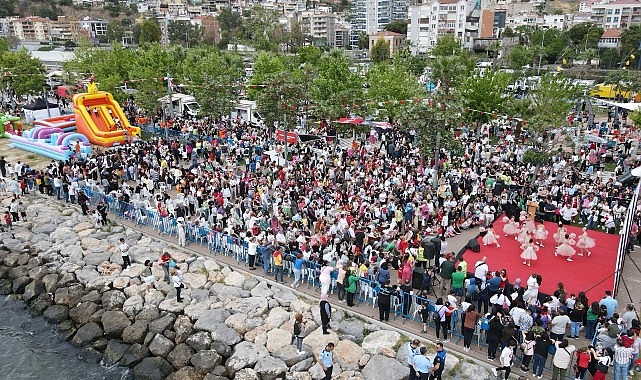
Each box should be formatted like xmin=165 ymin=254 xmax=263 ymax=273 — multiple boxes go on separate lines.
xmin=472 ymin=217 xmax=620 ymax=301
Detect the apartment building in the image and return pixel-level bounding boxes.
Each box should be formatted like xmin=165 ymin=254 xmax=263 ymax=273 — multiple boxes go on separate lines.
xmin=50 ymin=16 xmax=82 ymax=41
xmin=591 ymin=0 xmax=641 ymax=29
xmin=79 ymin=17 xmax=108 ymax=38
xmin=407 ymin=0 xmax=474 ymax=54
xmin=350 ymin=0 xmax=407 ymax=48
xmin=299 ymin=11 xmax=337 ymax=46
xmin=11 ymin=17 xmax=51 ymax=41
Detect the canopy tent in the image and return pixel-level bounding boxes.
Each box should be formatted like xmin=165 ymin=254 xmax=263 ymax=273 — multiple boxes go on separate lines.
xmin=591 ymin=98 xmax=641 ymax=112
xmin=22 ymin=98 xmax=60 ymax=124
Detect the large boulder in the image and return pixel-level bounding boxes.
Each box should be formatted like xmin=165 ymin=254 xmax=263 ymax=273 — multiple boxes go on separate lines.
xmin=122 ymin=295 xmax=144 ymax=318
xmin=308 ymin=362 xmax=342 ymax=379
xmin=302 ymin=328 xmax=339 ymax=356
xmin=254 ymin=356 xmax=288 ymax=380
xmin=266 ymin=328 xmax=292 ymax=353
xmin=182 ymin=273 xmax=207 ymax=289
xmin=149 ymin=334 xmax=175 ymax=358
xmin=336 ymin=319 xmax=365 ymax=342
xmin=71 ymin=322 xmax=103 ymax=346
xmin=225 ymin=341 xmax=269 ymax=377
xmin=224 ymin=297 xmax=268 ymax=318
xmin=101 ymin=310 xmax=132 ymax=338
xmin=272 ymin=288 xmax=298 ymax=307
xmin=191 ymin=350 xmax=222 ymax=373
xmin=250 ymin=281 xmax=274 ymax=298
xmin=166 ymin=367 xmax=204 ymax=380
xmin=210 ymin=323 xmax=242 ymax=346
xmin=23 ymin=279 xmax=44 ymax=302
xmin=333 ymin=339 xmax=365 ymax=370
xmin=167 ymin=343 xmax=194 ymax=369
xmin=119 ymin=343 xmax=150 ymax=367
xmin=101 ymin=289 xmax=126 ymax=311
xmin=186 ymin=331 xmax=212 ymax=351
xmin=149 ymin=314 xmax=176 ymax=334
xmin=103 ymin=339 xmax=131 ymax=365
xmin=54 ymin=284 xmax=84 ymax=307
xmin=361 ymin=354 xmax=410 ymax=380
xmin=223 ymin=271 xmax=246 ymax=287
xmin=122 ymin=320 xmax=148 ymax=344
xmin=43 ymin=305 xmax=69 ymax=324
xmin=361 ymin=330 xmax=401 ymax=355
xmin=69 ymin=302 xmax=100 ymax=325
xmin=225 ymin=313 xmax=248 ymax=335
xmin=173 ymin=315 xmax=193 ymax=344
xmin=264 ymin=307 xmax=291 ymax=329
xmin=133 ymin=357 xmax=175 ymax=380
xmin=193 ymin=309 xmax=231 ymax=332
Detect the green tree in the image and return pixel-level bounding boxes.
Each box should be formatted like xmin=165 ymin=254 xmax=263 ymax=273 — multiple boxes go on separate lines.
xmin=457 ymin=69 xmax=512 ymax=126
xmin=168 ymin=20 xmax=203 ymax=47
xmin=0 ymin=37 xmax=10 ymax=54
xmin=631 ymin=111 xmax=641 ymax=128
xmin=599 ymin=48 xmax=621 ymax=69
xmin=507 ymin=45 xmax=534 ymax=69
xmin=254 ymin=68 xmax=311 ymax=129
xmin=620 ymin=25 xmax=641 ymax=68
xmin=310 ymin=49 xmax=363 ymax=119
xmin=392 ymin=47 xmax=427 ymax=76
xmin=298 ymin=45 xmax=322 ymax=65
xmin=0 ymin=49 xmax=45 ymax=96
xmin=139 ymin=18 xmax=161 ymax=44
xmin=217 ymin=7 xmax=243 ymax=48
xmin=357 ymin=31 xmax=369 ymax=50
xmin=182 ymin=48 xmax=243 ymax=117
xmin=0 ymin=0 xmax=16 ymax=17
xmin=429 ymin=37 xmax=475 ymax=94
xmin=567 ymin=23 xmax=603 ymax=51
xmin=106 ymin=19 xmax=126 ymax=43
xmin=516 ymin=73 xmax=580 ymax=139
xmin=384 ymin=20 xmax=408 ymax=35
xmin=365 ymin=62 xmax=422 ymax=122
xmin=242 ymin=5 xmax=283 ymax=51
xmin=371 ymin=39 xmax=390 ymax=62
xmin=249 ymin=51 xmax=289 ymax=99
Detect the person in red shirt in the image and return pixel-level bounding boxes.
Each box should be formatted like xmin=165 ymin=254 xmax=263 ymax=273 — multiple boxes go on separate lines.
xmin=574 ymin=346 xmax=591 ymax=379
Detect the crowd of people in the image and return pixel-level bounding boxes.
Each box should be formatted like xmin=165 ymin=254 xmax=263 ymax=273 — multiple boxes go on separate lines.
xmin=2 ymin=108 xmax=641 ymax=379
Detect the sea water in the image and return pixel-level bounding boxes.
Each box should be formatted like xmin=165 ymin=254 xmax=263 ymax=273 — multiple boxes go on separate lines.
xmin=0 ymin=297 xmax=131 ymax=380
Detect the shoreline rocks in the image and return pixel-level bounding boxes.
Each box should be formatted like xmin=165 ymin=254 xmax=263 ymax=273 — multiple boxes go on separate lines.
xmin=0 ymin=196 xmax=494 ymax=379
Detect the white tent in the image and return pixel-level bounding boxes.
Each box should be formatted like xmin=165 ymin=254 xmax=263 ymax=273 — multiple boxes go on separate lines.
xmin=591 ymin=98 xmax=641 ymax=112
xmin=22 ymin=98 xmax=60 ymax=124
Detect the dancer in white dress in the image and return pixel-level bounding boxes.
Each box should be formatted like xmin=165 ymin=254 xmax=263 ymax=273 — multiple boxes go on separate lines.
xmin=533 ymin=224 xmax=548 ymax=247
xmin=552 ymin=222 xmax=567 ymax=247
xmin=520 ymin=238 xmax=539 ymax=267
xmin=555 ymin=233 xmax=576 ymax=262
xmin=576 ymin=227 xmax=596 ymax=257
xmin=482 ymin=225 xmax=501 ymax=248
xmin=502 ymin=216 xmax=519 ymax=237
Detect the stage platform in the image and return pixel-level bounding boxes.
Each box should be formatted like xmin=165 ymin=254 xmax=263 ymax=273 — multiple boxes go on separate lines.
xmin=473 ymin=217 xmax=620 ymax=301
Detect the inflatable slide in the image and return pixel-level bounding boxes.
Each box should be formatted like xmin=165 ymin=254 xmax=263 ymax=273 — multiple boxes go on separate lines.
xmin=72 ymin=85 xmax=140 ymax=147
xmin=0 ymin=113 xmax=22 ymax=138
xmin=9 ymin=125 xmax=92 ymax=161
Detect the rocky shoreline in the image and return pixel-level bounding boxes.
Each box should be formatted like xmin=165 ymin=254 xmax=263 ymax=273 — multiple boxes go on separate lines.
xmin=0 ymin=195 xmax=494 ymax=380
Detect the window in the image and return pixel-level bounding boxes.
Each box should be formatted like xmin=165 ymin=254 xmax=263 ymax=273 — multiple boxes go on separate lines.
xmin=606 ymin=16 xmax=611 ymax=21
xmin=607 ymin=9 xmax=613 ymax=14
xmin=613 ymin=16 xmax=619 ymax=21
xmin=614 ymin=8 xmax=620 ymax=14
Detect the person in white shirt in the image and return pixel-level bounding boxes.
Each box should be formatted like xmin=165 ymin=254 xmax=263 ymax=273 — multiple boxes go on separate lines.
xmin=118 ymin=238 xmax=131 ymax=270
xmin=550 ymin=310 xmax=571 ymax=341
xmin=247 ymin=235 xmax=258 ymax=270
xmin=171 ymin=268 xmax=184 ymax=302
xmin=474 ymin=257 xmax=489 ymax=285
xmin=492 ymin=340 xmax=516 ymax=379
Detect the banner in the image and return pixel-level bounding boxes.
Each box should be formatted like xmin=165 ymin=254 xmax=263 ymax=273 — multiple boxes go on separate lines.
xmin=276 ymin=130 xmax=298 ymax=144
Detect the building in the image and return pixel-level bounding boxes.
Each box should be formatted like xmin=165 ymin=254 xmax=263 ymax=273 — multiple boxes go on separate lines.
xmin=350 ymin=0 xmax=408 ymax=48
xmin=369 ymin=30 xmax=406 ymax=55
xmin=598 ymin=28 xmax=622 ymax=48
xmin=591 ymin=0 xmax=641 ymax=29
xmin=11 ymin=17 xmax=51 ymax=41
xmin=407 ymin=0 xmax=476 ymax=54
xmin=50 ymin=16 xmax=82 ymax=41
xmin=79 ymin=17 xmax=107 ymax=38
xmin=542 ymin=14 xmax=568 ymax=29
xmin=194 ymin=15 xmax=221 ymax=45
xmin=300 ymin=11 xmax=337 ymax=47
xmin=334 ymin=25 xmax=351 ymax=49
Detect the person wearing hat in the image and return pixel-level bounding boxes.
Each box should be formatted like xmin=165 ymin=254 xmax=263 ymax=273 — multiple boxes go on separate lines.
xmin=176 ymin=217 xmax=186 ymax=247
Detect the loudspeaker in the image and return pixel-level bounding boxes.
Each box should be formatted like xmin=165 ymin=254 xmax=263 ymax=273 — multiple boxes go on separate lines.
xmin=467 ymin=238 xmax=481 ymax=253
xmin=430 ymin=237 xmax=442 ymax=255
xmin=412 ymin=267 xmax=425 ymax=289
xmin=422 ymin=240 xmax=436 ymax=260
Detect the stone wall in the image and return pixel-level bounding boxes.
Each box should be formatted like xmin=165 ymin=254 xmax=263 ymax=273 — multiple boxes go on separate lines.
xmin=0 ymin=196 xmax=493 ymax=380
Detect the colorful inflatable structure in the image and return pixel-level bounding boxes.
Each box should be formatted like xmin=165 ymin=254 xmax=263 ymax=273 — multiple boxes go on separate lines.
xmin=0 ymin=113 xmax=22 ymax=138
xmin=10 ymin=124 xmax=92 ymax=161
xmin=8 ymin=80 xmax=140 ymax=160
xmin=72 ymin=81 xmax=140 ymax=147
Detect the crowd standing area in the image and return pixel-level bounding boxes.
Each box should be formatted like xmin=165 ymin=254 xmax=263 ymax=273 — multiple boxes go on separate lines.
xmin=2 ymin=112 xmax=641 ymax=380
